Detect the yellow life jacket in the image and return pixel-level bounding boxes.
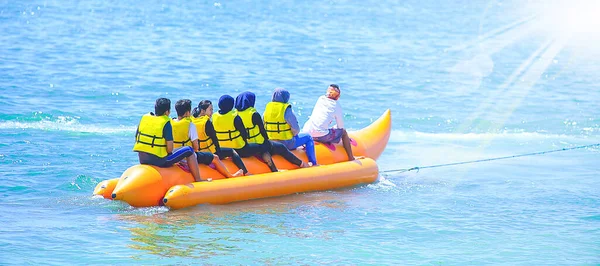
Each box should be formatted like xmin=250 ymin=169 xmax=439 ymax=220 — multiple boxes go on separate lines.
xmin=132 ymin=113 xmax=171 ymax=158
xmin=171 ymin=117 xmax=192 ymax=148
xmin=237 ymin=107 xmax=265 ymax=144
xmin=212 ymin=110 xmax=246 ymax=149
xmin=191 ymin=115 xmax=216 ymax=153
xmin=263 ymin=102 xmax=293 ymax=141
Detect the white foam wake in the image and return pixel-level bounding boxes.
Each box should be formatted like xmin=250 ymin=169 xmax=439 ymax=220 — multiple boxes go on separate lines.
xmin=0 ymin=119 xmax=135 ymax=135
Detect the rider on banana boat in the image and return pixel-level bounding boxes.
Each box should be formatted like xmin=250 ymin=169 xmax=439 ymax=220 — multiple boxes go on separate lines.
xmin=235 ymin=91 xmax=309 ymax=168
xmin=302 ymin=84 xmax=355 ymax=161
xmin=212 ymin=95 xmax=279 ymax=172
xmin=173 ymin=99 xmax=244 ymax=178
xmin=264 ymin=88 xmax=317 ymax=166
xmin=133 ymin=98 xmax=202 ymax=181
xmin=192 ymin=100 xmax=249 ymax=176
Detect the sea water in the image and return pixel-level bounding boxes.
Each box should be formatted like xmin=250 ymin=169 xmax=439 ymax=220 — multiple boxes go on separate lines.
xmin=1 ymin=0 xmax=598 ymax=264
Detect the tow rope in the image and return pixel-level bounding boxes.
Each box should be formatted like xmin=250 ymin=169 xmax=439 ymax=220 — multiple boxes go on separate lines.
xmin=381 ymin=143 xmax=600 ymax=174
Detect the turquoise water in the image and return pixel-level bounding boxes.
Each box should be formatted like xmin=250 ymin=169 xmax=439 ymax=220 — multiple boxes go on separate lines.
xmin=1 ymin=0 xmax=599 ymax=264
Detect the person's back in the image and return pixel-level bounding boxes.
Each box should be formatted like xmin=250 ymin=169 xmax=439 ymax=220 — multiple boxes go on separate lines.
xmin=172 ymin=99 xmax=213 ymax=168
xmin=212 ymin=106 xmax=246 ymax=150
xmin=235 ymin=91 xmax=309 ymax=169
xmin=236 ymin=106 xmax=264 ymax=145
xmin=301 ymin=84 xmax=355 ymax=161
xmin=192 ymin=99 xmax=248 ymax=176
xmin=213 ymin=94 xmax=279 ymax=172
xmin=264 ymin=89 xmax=295 ymax=141
xmin=172 ymin=99 xmax=243 ymax=179
xmin=171 ymin=112 xmax=194 ymax=149
xmin=265 ymin=88 xmax=317 ymax=166
xmin=134 ymin=112 xmax=171 ymax=161
xmin=302 ymin=95 xmax=344 ymax=138
xmin=134 ymin=98 xmax=177 ymax=165
xmin=191 ymin=114 xmax=217 ymax=154
xmin=133 ymin=98 xmax=202 ymax=181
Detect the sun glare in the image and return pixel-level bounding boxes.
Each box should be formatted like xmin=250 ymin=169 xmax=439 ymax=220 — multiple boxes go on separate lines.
xmin=449 ymin=0 xmax=600 ymax=150
xmin=538 ymin=0 xmax=600 ymax=40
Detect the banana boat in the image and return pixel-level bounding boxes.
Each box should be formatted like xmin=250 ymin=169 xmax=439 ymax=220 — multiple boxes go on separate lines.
xmin=163 ymin=158 xmax=379 ymax=209
xmin=93 ymin=109 xmax=391 ymax=208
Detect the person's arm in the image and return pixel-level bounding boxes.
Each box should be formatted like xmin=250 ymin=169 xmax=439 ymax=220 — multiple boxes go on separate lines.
xmin=205 ymin=121 xmax=222 ymax=154
xmin=334 ymin=102 xmax=344 ymax=129
xmin=284 ymin=106 xmax=300 ymax=136
xmin=253 ymin=112 xmax=269 ymax=141
xmin=163 ymin=121 xmax=174 ymax=154
xmin=166 ymin=141 xmax=173 ymax=154
xmin=189 ymin=122 xmax=200 ymax=151
xmin=234 ymin=116 xmax=249 ymax=140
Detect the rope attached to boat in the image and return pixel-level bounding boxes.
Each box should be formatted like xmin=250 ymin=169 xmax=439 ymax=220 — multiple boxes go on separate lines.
xmin=381 ymin=143 xmax=600 ymax=174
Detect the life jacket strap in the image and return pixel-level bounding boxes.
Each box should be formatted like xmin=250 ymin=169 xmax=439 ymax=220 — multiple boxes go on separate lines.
xmin=135 ymin=132 xmax=167 ymax=147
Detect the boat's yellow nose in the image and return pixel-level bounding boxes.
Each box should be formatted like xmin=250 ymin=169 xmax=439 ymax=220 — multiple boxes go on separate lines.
xmin=93 ymin=178 xmax=119 ymax=199
xmin=162 ymin=184 xmax=193 ymax=206
xmin=111 ymin=165 xmax=166 ymax=207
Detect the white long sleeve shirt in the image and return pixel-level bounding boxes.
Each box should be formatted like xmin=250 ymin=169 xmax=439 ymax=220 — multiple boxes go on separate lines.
xmin=302 ymin=95 xmax=344 ymax=137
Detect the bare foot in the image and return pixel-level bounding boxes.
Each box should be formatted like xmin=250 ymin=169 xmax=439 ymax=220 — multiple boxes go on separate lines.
xmin=278 ymin=169 xmax=289 ymax=172
xmin=244 ymin=172 xmax=253 ymax=176
xmin=300 ymin=162 xmax=310 ymax=168
xmin=232 ymin=169 xmax=244 ymax=177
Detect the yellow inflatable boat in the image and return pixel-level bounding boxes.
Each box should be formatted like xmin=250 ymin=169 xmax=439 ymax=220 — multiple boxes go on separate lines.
xmin=93 ymin=109 xmax=391 ymax=208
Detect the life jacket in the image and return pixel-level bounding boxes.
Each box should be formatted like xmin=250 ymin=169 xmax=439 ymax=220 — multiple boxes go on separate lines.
xmin=263 ymin=102 xmax=293 ymax=141
xmin=191 ymin=115 xmax=216 ymax=153
xmin=212 ymin=110 xmax=246 ymax=149
xmin=237 ymin=107 xmax=265 ymax=144
xmin=132 ymin=113 xmax=171 ymax=158
xmin=171 ymin=117 xmax=192 ymax=148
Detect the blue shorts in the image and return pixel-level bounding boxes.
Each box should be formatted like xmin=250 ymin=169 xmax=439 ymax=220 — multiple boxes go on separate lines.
xmin=313 ymin=129 xmax=344 ymax=144
xmin=138 ymin=146 xmax=195 ymax=167
xmin=195 ymin=151 xmax=214 ymax=165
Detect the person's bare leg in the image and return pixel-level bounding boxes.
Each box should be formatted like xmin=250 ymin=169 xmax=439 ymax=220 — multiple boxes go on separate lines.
xmin=261 ymin=152 xmax=278 ymax=172
xmin=232 ymin=169 xmax=244 ymax=176
xmin=212 ymin=155 xmax=243 ymax=178
xmin=186 ymin=154 xmax=202 ymax=182
xmin=341 ymin=129 xmax=355 ymax=161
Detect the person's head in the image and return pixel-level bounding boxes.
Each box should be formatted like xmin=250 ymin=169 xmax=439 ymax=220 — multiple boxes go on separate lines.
xmin=175 ymin=99 xmax=192 ymax=117
xmin=235 ymin=91 xmax=256 ymax=111
xmin=198 ymin=100 xmax=213 ymax=117
xmin=272 ymin=88 xmax=290 ymax=103
xmin=218 ymin=95 xmax=235 ymax=114
xmin=326 ymin=84 xmax=340 ymax=100
xmin=154 ymin=98 xmax=171 ymax=116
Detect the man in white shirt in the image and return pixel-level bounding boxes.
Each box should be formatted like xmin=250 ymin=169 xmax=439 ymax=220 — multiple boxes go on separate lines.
xmin=302 ymin=84 xmax=355 ymax=161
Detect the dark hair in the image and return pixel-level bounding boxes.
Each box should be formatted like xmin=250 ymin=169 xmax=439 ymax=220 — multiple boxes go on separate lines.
xmin=175 ymin=99 xmax=192 ymax=117
xmin=192 ymin=100 xmax=212 ymax=118
xmin=198 ymin=100 xmax=212 ymax=111
xmin=154 ymin=98 xmax=171 ymax=116
xmin=329 ymin=84 xmax=339 ymax=90
xmin=192 ymin=107 xmax=200 ymax=118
